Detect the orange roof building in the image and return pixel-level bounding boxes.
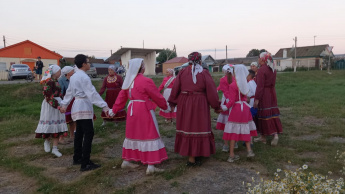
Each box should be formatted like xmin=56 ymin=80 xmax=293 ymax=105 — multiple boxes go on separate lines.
xmin=162 ymin=57 xmax=188 ymax=74
xmin=0 ymin=40 xmax=63 ymax=71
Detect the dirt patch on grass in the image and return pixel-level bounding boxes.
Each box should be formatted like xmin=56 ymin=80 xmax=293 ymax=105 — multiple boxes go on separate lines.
xmin=8 ymin=145 xmax=42 ymax=157
xmin=103 ymin=144 xmax=123 ymax=159
xmin=136 ymin=159 xmax=258 ymax=194
xmin=297 ymin=152 xmax=322 ymax=159
xmin=327 ymin=137 xmax=345 ymax=144
xmin=3 ymin=134 xmax=34 ymax=144
xmin=0 ymin=167 xmax=38 ymax=194
xmin=28 ymin=154 xmax=87 ymax=183
xmin=302 ymin=116 xmax=325 ymax=126
xmin=292 ymin=133 xmax=321 ymax=141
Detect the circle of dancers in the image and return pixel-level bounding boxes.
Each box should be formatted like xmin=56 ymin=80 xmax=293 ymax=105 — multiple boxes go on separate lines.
xmin=34 ymin=51 xmax=283 ymax=174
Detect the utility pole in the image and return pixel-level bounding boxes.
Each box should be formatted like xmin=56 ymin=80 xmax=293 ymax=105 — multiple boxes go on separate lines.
xmin=3 ymin=36 xmax=5 ymax=47
xmin=143 ymin=40 xmax=144 ymax=49
xmin=111 ymin=50 xmax=112 ymax=56
xmin=314 ymin=35 xmax=316 ymax=46
xmin=215 ymin=48 xmax=216 ymax=60
xmin=226 ymin=45 xmax=228 ymax=63
xmin=293 ymin=37 xmax=297 ymax=72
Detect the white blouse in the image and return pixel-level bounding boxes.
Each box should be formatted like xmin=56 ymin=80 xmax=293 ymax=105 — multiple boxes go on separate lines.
xmin=60 ymin=69 xmax=108 ymax=121
xmin=247 ymin=80 xmax=257 ymax=107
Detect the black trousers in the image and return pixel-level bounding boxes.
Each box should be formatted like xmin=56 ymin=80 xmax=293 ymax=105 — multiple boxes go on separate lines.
xmin=74 ymin=119 xmax=94 ymax=167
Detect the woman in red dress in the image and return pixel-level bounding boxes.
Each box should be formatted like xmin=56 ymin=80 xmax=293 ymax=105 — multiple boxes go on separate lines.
xmin=254 ymin=52 xmax=283 ymax=146
xmin=99 ymin=65 xmax=126 ymax=126
xmin=168 ymin=52 xmax=220 ymax=166
xmin=158 ymin=68 xmax=176 ymax=123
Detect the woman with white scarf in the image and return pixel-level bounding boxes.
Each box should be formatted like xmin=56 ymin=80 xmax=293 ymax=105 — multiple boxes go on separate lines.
xmin=222 ymin=64 xmax=257 ymax=162
xmin=35 ymin=65 xmax=68 ymax=157
xmin=168 ymin=52 xmax=220 ymax=166
xmin=109 ymin=58 xmax=168 ymax=175
xmin=158 ymin=68 xmax=177 ymax=123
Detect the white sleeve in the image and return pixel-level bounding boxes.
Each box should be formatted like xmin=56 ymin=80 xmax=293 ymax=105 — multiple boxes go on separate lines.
xmin=82 ymin=76 xmax=108 ymax=108
xmin=60 ymin=83 xmax=73 ymax=108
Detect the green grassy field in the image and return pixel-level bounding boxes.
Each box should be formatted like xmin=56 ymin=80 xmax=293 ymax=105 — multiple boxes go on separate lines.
xmin=0 ymin=70 xmax=344 ymax=193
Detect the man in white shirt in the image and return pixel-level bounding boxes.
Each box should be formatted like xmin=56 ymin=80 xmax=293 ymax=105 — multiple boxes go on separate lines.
xmin=247 ymin=69 xmax=257 ymax=107
xmin=60 ymin=54 xmax=109 ymax=172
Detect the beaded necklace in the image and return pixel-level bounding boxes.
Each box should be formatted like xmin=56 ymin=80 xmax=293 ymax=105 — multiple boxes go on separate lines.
xmin=107 ymin=75 xmax=117 ymax=83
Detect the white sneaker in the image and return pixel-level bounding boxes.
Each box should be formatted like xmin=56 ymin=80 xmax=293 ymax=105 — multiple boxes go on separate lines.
xmin=51 ymin=148 xmax=62 ymax=157
xmin=121 ymin=161 xmax=139 ymax=169
xmin=222 ymin=145 xmax=229 ymax=152
xmin=271 ymin=136 xmax=279 ymax=146
xmin=247 ymin=150 xmax=255 ymax=158
xmin=101 ymin=121 xmax=106 ymax=127
xmin=44 ymin=140 xmax=51 ymax=153
xmin=146 ymin=167 xmax=165 ymax=175
xmin=234 ymin=142 xmax=239 ymax=149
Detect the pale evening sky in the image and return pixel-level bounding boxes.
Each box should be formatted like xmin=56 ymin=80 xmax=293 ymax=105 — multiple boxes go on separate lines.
xmin=1 ymin=0 xmax=345 ymax=60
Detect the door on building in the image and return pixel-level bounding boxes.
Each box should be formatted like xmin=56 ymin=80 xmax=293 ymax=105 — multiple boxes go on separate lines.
xmin=21 ymin=61 xmax=35 ymax=70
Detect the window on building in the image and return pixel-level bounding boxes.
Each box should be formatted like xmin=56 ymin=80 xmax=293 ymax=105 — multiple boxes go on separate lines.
xmin=0 ymin=62 xmax=6 ymax=71
xmin=277 ymin=60 xmax=281 ymax=66
xmin=24 ymin=47 xmax=32 ymax=55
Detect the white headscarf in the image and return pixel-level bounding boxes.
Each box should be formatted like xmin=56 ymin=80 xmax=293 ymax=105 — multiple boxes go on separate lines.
xmin=167 ymin=68 xmax=174 ymax=76
xmin=41 ymin=65 xmax=61 ymax=84
xmin=250 ymin=62 xmax=258 ymax=67
xmin=108 ymin=65 xmax=117 ymax=72
xmin=222 ymin=64 xmax=234 ymax=74
xmin=191 ymin=63 xmax=203 ymax=84
xmin=234 ymin=64 xmax=249 ymax=95
xmin=122 ymin=58 xmax=144 ymax=90
xmin=61 ymin=66 xmax=74 ymax=75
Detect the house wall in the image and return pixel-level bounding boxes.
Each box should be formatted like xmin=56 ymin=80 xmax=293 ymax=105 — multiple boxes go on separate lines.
xmin=0 ymin=57 xmax=59 ymax=80
xmin=274 ymin=58 xmax=293 ymax=71
xmin=162 ymin=62 xmax=184 ymax=74
xmin=120 ymin=50 xmax=157 ymax=75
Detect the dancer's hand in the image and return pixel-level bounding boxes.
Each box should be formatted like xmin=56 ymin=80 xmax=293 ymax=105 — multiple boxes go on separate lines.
xmin=253 ymin=100 xmax=259 ymax=108
xmin=108 ymin=109 xmax=115 ymax=117
xmin=59 ymin=107 xmax=66 ymax=113
xmin=103 ymin=107 xmax=110 ymax=117
xmin=170 ymin=105 xmax=175 ymax=113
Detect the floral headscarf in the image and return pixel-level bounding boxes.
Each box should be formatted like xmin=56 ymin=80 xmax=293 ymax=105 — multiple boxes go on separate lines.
xmin=259 ymin=52 xmax=275 ymax=72
xmin=222 ymin=64 xmax=234 ymax=74
xmin=188 ymin=52 xmax=203 ymax=84
xmin=166 ymin=68 xmax=174 ymax=76
xmin=40 ymin=65 xmax=61 ymax=84
xmin=108 ymin=65 xmax=117 ymax=72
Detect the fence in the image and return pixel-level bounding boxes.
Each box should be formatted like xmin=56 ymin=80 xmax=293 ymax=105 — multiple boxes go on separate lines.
xmin=0 ymin=71 xmax=7 ymax=80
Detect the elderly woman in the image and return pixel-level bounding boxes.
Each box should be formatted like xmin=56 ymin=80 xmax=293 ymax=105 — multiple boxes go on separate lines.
xmin=58 ymin=66 xmax=75 ymax=144
xmin=109 ymin=58 xmax=168 ymax=175
xmin=35 ymin=65 xmax=68 ymax=157
xmin=254 ymin=52 xmax=283 ymax=146
xmin=168 ymin=52 xmax=220 ymax=166
xmin=250 ymin=62 xmax=259 ymax=82
xmin=158 ymin=68 xmax=177 ymax=123
xmin=99 ymin=65 xmax=126 ymax=126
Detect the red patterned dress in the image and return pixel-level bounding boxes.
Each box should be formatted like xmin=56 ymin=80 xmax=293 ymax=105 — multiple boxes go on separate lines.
xmin=254 ymin=64 xmax=283 ymax=135
xmin=35 ymin=79 xmax=68 ymax=138
xmin=99 ymin=74 xmax=126 ymax=122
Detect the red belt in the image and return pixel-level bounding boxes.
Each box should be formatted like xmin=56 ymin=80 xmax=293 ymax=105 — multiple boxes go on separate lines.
xmin=181 ymin=91 xmax=205 ymax=95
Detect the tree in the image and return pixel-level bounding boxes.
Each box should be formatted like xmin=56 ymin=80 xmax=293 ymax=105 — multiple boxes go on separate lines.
xmin=156 ymin=48 xmax=177 ymax=64
xmin=246 ymin=49 xmax=267 ymax=57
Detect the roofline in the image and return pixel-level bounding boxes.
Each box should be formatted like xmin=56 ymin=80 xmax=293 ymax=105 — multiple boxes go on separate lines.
xmin=277 ymin=44 xmax=329 ymax=50
xmin=0 ymin=40 xmax=63 ymax=58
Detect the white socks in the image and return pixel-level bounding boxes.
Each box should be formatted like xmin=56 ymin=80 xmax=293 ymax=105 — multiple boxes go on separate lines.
xmin=147 ymin=165 xmax=155 ymax=171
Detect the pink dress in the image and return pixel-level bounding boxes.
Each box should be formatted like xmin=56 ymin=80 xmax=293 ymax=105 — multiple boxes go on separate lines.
xmin=158 ymin=76 xmax=176 ymax=119
xmin=216 ymin=76 xmax=230 ymax=130
xmin=223 ymin=81 xmax=257 ymax=142
xmin=112 ymin=74 xmax=168 ymax=164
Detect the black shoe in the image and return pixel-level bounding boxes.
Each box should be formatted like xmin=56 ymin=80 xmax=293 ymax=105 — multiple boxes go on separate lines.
xmin=186 ymin=160 xmax=201 ymax=167
xmin=73 ymin=159 xmax=82 ymax=165
xmin=80 ymin=162 xmax=101 ymax=172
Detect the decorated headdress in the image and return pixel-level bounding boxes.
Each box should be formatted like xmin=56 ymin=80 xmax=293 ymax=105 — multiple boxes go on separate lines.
xmin=188 ymin=52 xmax=203 ymax=84
xmin=167 ymin=68 xmax=174 ymax=76
xmin=121 ymin=58 xmax=144 ymax=90
xmin=250 ymin=62 xmax=258 ymax=67
xmin=40 ymin=65 xmax=61 ymax=84
xmin=259 ymin=52 xmax=275 ymax=72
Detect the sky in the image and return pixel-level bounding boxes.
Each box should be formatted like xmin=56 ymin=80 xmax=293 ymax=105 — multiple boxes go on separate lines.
xmin=1 ymin=0 xmax=345 ymax=60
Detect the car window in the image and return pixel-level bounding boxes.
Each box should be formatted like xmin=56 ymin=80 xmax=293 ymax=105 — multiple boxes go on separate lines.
xmin=12 ymin=65 xmax=28 ymax=68
xmin=90 ymin=64 xmax=94 ymax=67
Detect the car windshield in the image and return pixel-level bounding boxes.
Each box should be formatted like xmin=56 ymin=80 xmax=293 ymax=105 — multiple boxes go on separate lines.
xmin=12 ymin=65 xmax=28 ymax=68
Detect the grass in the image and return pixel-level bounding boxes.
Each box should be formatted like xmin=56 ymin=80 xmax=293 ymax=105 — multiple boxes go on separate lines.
xmin=0 ymin=70 xmax=344 ymax=193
